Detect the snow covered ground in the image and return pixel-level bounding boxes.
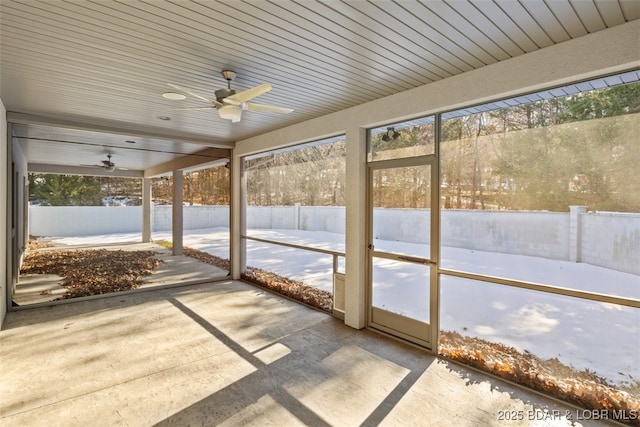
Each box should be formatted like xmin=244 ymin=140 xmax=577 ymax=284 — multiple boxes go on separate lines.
xmin=49 ymin=227 xmax=639 ymax=385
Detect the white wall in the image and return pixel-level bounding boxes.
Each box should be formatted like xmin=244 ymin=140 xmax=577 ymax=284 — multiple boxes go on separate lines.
xmin=30 ymin=206 xmax=143 ymax=236
xmin=373 ymin=208 xmax=429 ymax=244
xmin=582 ymin=212 xmax=640 ymax=276
xmin=246 ymin=205 xmax=346 ymax=234
xmin=1 ymin=98 xmax=7 ymax=327
xmin=183 ymin=205 xmax=230 ymax=230
xmin=300 ymin=206 xmax=345 ymax=234
xmin=153 ymin=205 xmax=230 ymax=232
xmin=232 ymin=21 xmax=640 ymax=329
xmin=29 ymin=205 xmax=231 ymax=236
xmin=30 ymin=204 xmax=640 ymax=276
xmin=442 ymin=210 xmax=570 ymax=260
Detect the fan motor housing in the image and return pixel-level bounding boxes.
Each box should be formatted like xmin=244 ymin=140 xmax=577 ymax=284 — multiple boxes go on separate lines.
xmin=215 ymin=88 xmax=235 ymax=103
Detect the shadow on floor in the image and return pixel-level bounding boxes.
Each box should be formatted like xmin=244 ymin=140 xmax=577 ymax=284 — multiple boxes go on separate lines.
xmin=1 ymin=282 xmax=609 ymax=426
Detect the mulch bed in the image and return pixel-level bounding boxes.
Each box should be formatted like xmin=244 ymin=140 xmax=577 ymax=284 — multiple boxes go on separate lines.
xmin=241 ymin=267 xmax=333 ymax=312
xmin=440 ymin=331 xmax=640 ymax=425
xmin=183 ymin=247 xmax=231 ymax=271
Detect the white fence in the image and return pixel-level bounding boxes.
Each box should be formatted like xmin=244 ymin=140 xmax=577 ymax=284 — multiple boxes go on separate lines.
xmin=28 ymin=205 xmax=231 ymax=236
xmin=30 ymin=205 xmax=640 ymax=275
xmin=29 ymin=206 xmax=144 ymax=236
xmin=581 ymin=211 xmax=640 ymax=275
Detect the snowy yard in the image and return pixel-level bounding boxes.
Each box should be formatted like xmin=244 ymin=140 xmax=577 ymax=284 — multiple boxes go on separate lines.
xmin=50 ymin=227 xmax=639 ymax=386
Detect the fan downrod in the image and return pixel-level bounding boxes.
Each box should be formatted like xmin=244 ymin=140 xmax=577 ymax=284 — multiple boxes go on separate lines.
xmin=216 ymin=70 xmax=237 ymax=102
xmin=221 ymin=70 xmax=236 ymax=88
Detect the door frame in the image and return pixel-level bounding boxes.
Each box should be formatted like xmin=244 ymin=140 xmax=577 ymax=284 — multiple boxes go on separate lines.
xmin=366 ymin=153 xmax=440 ymax=350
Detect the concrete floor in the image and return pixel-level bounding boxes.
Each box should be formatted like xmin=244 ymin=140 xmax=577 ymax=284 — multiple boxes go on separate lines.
xmin=0 ymin=281 xmax=613 ymax=426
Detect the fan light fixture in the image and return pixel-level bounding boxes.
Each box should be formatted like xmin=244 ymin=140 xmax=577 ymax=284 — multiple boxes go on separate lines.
xmin=218 ymin=104 xmax=242 ymax=123
xmin=381 ymin=127 xmax=401 ymax=142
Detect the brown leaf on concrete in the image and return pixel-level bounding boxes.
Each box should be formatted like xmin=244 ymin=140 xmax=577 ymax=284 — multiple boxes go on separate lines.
xmin=20 ymin=248 xmax=163 ymax=299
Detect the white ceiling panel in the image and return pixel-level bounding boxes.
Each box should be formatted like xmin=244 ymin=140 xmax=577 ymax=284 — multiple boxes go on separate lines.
xmin=0 ymin=0 xmax=637 ymax=174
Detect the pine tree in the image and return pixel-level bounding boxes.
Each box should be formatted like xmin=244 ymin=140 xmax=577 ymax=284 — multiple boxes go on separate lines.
xmin=29 ymin=174 xmax=102 ymax=206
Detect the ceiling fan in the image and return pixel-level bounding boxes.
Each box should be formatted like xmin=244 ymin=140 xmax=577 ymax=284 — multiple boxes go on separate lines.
xmin=167 ymin=70 xmax=294 ymax=123
xmin=82 ymin=154 xmax=120 ymax=172
xmin=100 ymin=154 xmax=116 ymax=172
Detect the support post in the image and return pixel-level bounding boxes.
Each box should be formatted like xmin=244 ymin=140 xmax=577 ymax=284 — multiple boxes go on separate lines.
xmin=172 ymin=170 xmax=183 ymax=256
xmin=294 ymin=203 xmax=301 ymax=230
xmin=344 ymin=126 xmax=367 ymax=329
xmin=142 ymin=178 xmax=152 ymax=243
xmin=231 ymin=150 xmax=245 ymax=279
xmin=569 ymin=205 xmax=587 ymax=262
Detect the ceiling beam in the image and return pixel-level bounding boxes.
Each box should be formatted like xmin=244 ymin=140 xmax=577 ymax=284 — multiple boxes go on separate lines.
xmin=144 ymin=147 xmax=230 ymax=177
xmin=7 ymin=112 xmax=234 ymax=149
xmin=29 ymin=163 xmax=144 ymax=178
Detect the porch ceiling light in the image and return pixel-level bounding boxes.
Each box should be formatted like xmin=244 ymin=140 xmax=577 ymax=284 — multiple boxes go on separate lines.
xmin=162 ymin=92 xmax=186 ymax=100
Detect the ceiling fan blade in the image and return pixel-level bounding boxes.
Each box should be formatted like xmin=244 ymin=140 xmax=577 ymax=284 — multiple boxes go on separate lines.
xmin=244 ymin=102 xmax=294 ymax=114
xmin=225 ymin=83 xmax=271 ymax=105
xmin=172 ymin=107 xmax=217 ymax=111
xmin=167 ymin=83 xmax=220 ymax=105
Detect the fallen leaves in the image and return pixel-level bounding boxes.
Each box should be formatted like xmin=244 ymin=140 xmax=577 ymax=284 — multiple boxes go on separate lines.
xmin=28 ymin=235 xmax=54 ymax=250
xmin=440 ymin=331 xmax=640 ymax=425
xmin=241 ymin=267 xmax=333 ymax=313
xmin=155 ymin=240 xmax=231 ymax=270
xmin=156 ymin=240 xmax=332 ymax=312
xmin=20 ymin=248 xmax=163 ymax=299
xmin=183 ymin=247 xmax=231 ymax=271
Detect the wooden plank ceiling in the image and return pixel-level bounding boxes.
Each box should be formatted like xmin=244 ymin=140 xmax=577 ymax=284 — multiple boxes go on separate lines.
xmin=1 ymin=0 xmax=638 ymax=173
